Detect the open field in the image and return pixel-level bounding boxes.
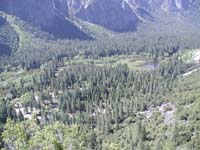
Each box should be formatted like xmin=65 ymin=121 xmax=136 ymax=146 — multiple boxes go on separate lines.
xmin=66 ymin=55 xmax=157 ymax=71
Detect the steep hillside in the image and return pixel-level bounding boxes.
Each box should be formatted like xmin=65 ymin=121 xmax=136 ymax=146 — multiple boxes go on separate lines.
xmin=0 ymin=0 xmax=90 ymax=39
xmin=0 ymin=0 xmax=200 ymax=34
xmin=160 ymin=0 xmax=190 ymax=11
xmin=0 ymin=0 xmax=200 ymax=56
xmin=0 ymin=16 xmax=18 ymax=56
xmin=68 ymin=0 xmax=139 ymax=32
xmin=67 ymin=0 xmax=200 ymax=32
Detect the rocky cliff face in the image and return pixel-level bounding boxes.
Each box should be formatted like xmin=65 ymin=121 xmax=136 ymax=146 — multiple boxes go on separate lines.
xmin=0 ymin=0 xmax=90 ymax=39
xmin=0 ymin=0 xmax=199 ymax=36
xmin=71 ymin=0 xmax=139 ymax=32
xmin=161 ymin=0 xmax=191 ymax=11
xmin=66 ymin=0 xmax=197 ymax=31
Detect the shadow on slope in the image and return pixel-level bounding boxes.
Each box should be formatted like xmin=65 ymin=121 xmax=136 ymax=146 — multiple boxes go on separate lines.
xmin=0 ymin=43 xmax=12 ymax=56
xmin=0 ymin=0 xmax=91 ymax=40
xmin=0 ymin=16 xmax=18 ymax=55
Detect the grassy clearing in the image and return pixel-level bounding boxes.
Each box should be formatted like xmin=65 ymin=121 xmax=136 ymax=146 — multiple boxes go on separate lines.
xmin=114 ymin=56 xmax=156 ymax=70
xmin=54 ymin=55 xmax=156 ymax=77
xmin=65 ymin=55 xmax=155 ymax=70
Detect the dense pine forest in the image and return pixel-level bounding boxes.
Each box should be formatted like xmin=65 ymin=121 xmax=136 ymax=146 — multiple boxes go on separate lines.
xmin=1 ymin=2 xmax=200 ymax=149
xmin=1 ymin=34 xmax=200 ymax=149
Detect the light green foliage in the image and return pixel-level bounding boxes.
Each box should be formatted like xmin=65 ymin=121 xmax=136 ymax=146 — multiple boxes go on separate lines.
xmin=20 ymin=92 xmax=33 ymax=106
xmin=2 ymin=118 xmax=28 ymax=150
xmin=103 ymin=143 xmax=120 ymax=150
xmin=2 ymin=118 xmax=87 ymax=150
xmin=29 ymin=123 xmax=86 ymax=150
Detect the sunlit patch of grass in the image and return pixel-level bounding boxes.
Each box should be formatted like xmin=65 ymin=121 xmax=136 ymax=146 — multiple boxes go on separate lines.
xmin=62 ymin=55 xmax=154 ymax=71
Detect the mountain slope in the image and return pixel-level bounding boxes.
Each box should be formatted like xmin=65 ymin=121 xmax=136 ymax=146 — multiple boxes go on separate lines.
xmin=0 ymin=0 xmax=200 ymax=37
xmin=0 ymin=0 xmax=90 ymax=39
xmin=0 ymin=16 xmax=18 ymax=56
xmin=68 ymin=0 xmax=139 ymax=32
xmin=67 ymin=0 xmax=200 ymax=32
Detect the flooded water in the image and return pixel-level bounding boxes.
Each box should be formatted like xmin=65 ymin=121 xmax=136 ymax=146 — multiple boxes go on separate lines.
xmin=142 ymin=61 xmax=158 ymax=70
xmin=143 ymin=62 xmax=158 ymax=70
